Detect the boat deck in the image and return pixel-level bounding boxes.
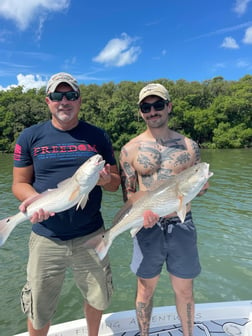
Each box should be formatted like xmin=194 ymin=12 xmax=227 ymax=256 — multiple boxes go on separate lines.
xmin=14 ymin=300 xmax=252 ymax=336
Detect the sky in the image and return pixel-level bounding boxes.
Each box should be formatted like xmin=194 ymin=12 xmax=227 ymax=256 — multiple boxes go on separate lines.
xmin=0 ymin=0 xmax=252 ymax=91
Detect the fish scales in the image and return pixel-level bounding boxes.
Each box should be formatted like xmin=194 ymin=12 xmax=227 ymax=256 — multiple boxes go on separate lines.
xmin=0 ymin=154 xmax=105 ymax=246
xmin=84 ymin=162 xmax=213 ymax=260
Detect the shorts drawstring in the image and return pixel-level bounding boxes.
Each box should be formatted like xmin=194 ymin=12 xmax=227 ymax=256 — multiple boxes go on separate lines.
xmin=156 ymin=212 xmax=193 ymax=234
xmin=156 ymin=217 xmax=174 ymax=233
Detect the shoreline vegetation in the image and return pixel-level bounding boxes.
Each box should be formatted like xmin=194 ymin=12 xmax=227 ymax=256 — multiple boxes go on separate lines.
xmin=0 ymin=75 xmax=252 ymax=152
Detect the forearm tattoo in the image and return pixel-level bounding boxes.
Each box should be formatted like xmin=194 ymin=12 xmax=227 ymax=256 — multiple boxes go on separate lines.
xmin=120 ymin=148 xmax=137 ymax=200
xmin=192 ymin=141 xmax=201 ymax=163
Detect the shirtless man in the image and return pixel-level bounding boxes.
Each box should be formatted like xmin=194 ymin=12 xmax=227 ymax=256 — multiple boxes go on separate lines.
xmin=119 ymin=83 xmax=209 ymax=336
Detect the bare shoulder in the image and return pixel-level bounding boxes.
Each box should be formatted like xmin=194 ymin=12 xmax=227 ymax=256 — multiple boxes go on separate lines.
xmin=124 ymin=133 xmax=144 ymax=148
xmin=183 ymin=135 xmax=201 ymax=163
xmin=171 ymin=130 xmax=200 ymax=159
xmin=120 ymin=134 xmax=144 ymax=161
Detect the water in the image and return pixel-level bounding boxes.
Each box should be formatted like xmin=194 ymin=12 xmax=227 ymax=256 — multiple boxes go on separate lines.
xmin=0 ymin=149 xmax=251 ymax=335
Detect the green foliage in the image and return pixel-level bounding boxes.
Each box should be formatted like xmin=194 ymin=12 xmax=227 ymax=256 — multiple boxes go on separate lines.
xmin=213 ymin=122 xmax=252 ymax=148
xmin=0 ymin=76 xmax=251 ymax=152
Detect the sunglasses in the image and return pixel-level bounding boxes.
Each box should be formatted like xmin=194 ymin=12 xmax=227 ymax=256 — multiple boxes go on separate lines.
xmin=48 ymin=91 xmax=80 ymax=102
xmin=140 ymin=100 xmax=169 ymax=114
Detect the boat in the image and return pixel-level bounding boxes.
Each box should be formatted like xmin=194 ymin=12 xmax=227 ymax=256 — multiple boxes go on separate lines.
xmin=14 ymin=300 xmax=252 ymax=336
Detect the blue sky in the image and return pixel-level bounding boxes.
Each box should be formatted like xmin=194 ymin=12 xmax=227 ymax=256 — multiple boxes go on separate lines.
xmin=0 ymin=0 xmax=252 ymax=91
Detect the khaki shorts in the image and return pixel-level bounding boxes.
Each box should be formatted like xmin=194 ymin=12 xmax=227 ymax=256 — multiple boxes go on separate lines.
xmin=21 ymin=229 xmax=113 ymax=330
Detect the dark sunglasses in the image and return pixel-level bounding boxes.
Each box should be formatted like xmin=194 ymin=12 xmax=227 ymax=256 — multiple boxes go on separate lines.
xmin=48 ymin=91 xmax=80 ymax=102
xmin=140 ymin=100 xmax=169 ymax=114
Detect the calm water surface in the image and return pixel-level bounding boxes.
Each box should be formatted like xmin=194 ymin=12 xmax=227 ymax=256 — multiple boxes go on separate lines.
xmin=0 ymin=149 xmax=251 ymax=335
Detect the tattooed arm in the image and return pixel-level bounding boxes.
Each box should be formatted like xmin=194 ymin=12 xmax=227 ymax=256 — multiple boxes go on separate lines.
xmin=119 ymin=144 xmax=138 ymax=202
xmin=190 ymin=138 xmax=201 ymax=164
xmin=189 ymin=138 xmax=210 ymax=195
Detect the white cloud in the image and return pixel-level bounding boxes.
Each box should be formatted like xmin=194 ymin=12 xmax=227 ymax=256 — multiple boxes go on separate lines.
xmin=233 ymin=0 xmax=252 ymax=15
xmin=63 ymin=56 xmax=77 ymax=70
xmin=187 ymin=21 xmax=252 ymax=41
xmin=0 ymin=84 xmax=16 ymax=91
xmin=221 ymin=37 xmax=239 ymax=49
xmin=243 ymin=26 xmax=252 ymax=43
xmin=0 ymin=73 xmax=47 ymax=92
xmin=93 ymin=33 xmax=141 ymax=67
xmin=17 ymin=73 xmax=46 ymax=91
xmin=0 ymin=0 xmax=70 ymax=30
xmin=211 ymin=62 xmax=226 ymax=74
xmin=213 ymin=63 xmax=226 ymax=69
xmin=236 ymin=59 xmax=250 ymax=67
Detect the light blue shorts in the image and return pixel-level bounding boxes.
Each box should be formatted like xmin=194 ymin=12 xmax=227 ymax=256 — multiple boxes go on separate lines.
xmin=130 ymin=212 xmax=201 ymax=279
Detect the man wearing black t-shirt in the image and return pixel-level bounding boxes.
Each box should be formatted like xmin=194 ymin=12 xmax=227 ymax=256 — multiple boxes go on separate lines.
xmin=12 ymin=72 xmax=120 ymax=336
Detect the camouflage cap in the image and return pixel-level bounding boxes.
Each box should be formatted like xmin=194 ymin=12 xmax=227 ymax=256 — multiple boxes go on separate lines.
xmin=46 ymin=72 xmax=79 ymax=93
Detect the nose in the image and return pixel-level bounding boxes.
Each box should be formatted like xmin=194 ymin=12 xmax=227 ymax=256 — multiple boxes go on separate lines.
xmin=61 ymin=95 xmax=69 ymax=103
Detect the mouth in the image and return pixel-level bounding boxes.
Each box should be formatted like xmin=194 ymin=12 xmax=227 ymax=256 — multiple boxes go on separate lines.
xmin=59 ymin=107 xmax=72 ymax=112
xmin=147 ymin=114 xmax=161 ymax=120
xmin=94 ymin=154 xmax=105 ymax=166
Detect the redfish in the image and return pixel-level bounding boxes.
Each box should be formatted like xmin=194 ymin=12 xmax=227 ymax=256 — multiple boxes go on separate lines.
xmin=0 ymin=154 xmax=105 ymax=246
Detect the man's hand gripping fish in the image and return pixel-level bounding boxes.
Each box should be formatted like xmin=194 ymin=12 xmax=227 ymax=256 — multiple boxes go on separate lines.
xmin=84 ymin=162 xmax=213 ymax=260
xmin=0 ymin=154 xmax=105 ymax=246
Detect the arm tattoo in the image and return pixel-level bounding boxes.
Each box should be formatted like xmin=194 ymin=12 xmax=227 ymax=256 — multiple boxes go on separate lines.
xmin=119 ymin=149 xmax=137 ymax=201
xmin=192 ymin=142 xmax=201 ymax=163
xmin=123 ymin=161 xmax=134 ymax=176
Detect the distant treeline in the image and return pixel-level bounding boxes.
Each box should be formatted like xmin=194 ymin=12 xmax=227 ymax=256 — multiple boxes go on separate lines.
xmin=0 ymin=75 xmax=252 ymax=152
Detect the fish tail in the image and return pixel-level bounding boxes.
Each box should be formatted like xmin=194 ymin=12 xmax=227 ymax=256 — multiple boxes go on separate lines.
xmin=0 ymin=212 xmax=26 ymax=247
xmin=83 ymin=231 xmax=112 ymax=260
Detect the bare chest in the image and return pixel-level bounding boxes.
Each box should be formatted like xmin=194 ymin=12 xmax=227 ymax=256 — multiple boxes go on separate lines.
xmin=133 ymin=142 xmax=193 ymax=188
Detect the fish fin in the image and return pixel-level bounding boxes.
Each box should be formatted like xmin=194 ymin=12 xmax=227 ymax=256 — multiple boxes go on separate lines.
xmin=83 ymin=231 xmax=111 ymax=260
xmin=130 ymin=226 xmax=142 ymax=237
xmin=176 ymin=194 xmax=187 ymax=223
xmin=76 ymin=195 xmax=88 ymax=210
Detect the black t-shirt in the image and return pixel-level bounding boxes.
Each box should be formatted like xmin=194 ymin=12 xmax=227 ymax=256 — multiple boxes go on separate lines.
xmin=13 ymin=120 xmax=116 ymax=240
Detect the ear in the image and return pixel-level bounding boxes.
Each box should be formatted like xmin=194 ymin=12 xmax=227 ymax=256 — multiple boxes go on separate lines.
xmin=45 ymin=96 xmax=50 ymax=105
xmin=167 ymin=102 xmax=172 ymax=114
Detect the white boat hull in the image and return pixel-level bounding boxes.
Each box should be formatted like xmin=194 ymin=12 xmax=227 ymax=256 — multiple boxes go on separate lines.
xmin=14 ymin=300 xmax=252 ymax=336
